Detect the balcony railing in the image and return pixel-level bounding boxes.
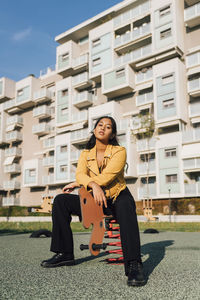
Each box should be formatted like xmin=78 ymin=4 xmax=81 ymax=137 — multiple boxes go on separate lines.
xmin=114 ymin=44 xmax=152 ymax=67
xmin=72 ymin=72 xmax=92 ymax=89
xmin=184 ymin=182 xmax=200 ymax=196
xmin=118 ymin=119 xmax=130 ymax=132
xmin=3 ymin=180 xmax=21 ymax=190
xmin=136 ymin=68 xmax=153 ymax=84
xmin=33 ymin=105 xmax=51 ymax=119
xmin=5 ymin=131 xmax=22 ymax=143
xmin=2 ymin=197 xmax=20 ymax=206
xmin=43 ymin=137 xmax=55 ymax=149
xmin=186 ymin=51 xmax=200 ymax=68
xmin=73 ymin=91 xmax=93 ymax=108
xmin=182 ymin=128 xmax=200 ymax=143
xmin=42 ymin=156 xmax=55 ymax=167
xmin=189 ymin=101 xmax=200 ymax=117
xmin=42 ymin=174 xmax=55 ymax=185
xmin=114 ymin=23 xmax=151 ymax=48
xmin=138 ymin=161 xmax=156 ymax=175
xmin=184 ymin=2 xmax=200 ymax=27
xmin=5 ymin=147 xmax=22 ymax=157
xmin=71 ymin=128 xmax=88 ymax=142
xmin=72 ymin=54 xmax=88 ymax=69
xmin=113 ymin=0 xmax=150 ymax=28
xmin=4 ymin=163 xmax=21 ymax=174
xmin=70 ymin=149 xmax=81 ymax=161
xmin=138 ymin=184 xmax=157 ymax=199
xmin=136 ymin=138 xmax=156 ymax=152
xmin=71 ymin=110 xmax=88 ymax=123
xmin=6 ymin=115 xmax=23 ymax=126
xmin=3 ymin=99 xmax=16 ymax=111
xmin=136 ymin=91 xmax=154 ymax=106
xmin=33 ymin=88 xmax=52 ymax=103
xmin=32 ymin=123 xmax=51 ymax=136
xmin=188 ymin=77 xmax=200 ymax=95
xmin=183 ymin=158 xmax=200 ymax=170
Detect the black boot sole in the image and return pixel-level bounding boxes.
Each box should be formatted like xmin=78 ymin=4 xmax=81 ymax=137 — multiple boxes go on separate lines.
xmin=127 ymin=279 xmax=146 ymax=287
xmin=41 ymin=259 xmax=75 ymax=268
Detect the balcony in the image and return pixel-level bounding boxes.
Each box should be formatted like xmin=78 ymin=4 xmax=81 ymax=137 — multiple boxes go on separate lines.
xmin=33 ymin=88 xmax=52 ymax=104
xmin=2 ymin=197 xmax=20 ymax=206
xmin=3 ymin=180 xmax=20 ymax=190
xmin=131 ymin=114 xmax=152 ymax=132
xmin=113 ymin=0 xmax=150 ymax=29
xmin=5 ymin=147 xmax=22 ymax=157
xmin=3 ymin=99 xmax=18 ymax=112
xmin=183 ymin=158 xmax=200 ymax=172
xmin=6 ymin=115 xmax=23 ymax=127
xmin=118 ymin=119 xmax=130 ymax=133
xmin=189 ymin=101 xmax=200 ymax=119
xmin=114 ymin=44 xmax=152 ymax=68
xmin=71 ymin=128 xmax=88 ymax=145
xmin=42 ymin=174 xmax=55 ymax=185
xmin=5 ymin=131 xmax=22 ymax=143
xmin=184 ymin=182 xmax=200 ymax=196
xmin=73 ymin=91 xmax=93 ymax=108
xmin=4 ymin=163 xmax=21 ymax=174
xmin=43 ymin=137 xmax=55 ymax=149
xmin=136 ymin=138 xmax=156 ymax=152
xmin=0 ymin=78 xmax=15 ymax=102
xmin=32 ymin=123 xmax=51 ymax=136
xmin=42 ymin=156 xmax=55 ymax=167
xmin=138 ymin=184 xmax=157 ymax=200
xmin=137 ymin=161 xmax=156 ymax=176
xmin=136 ymin=91 xmax=154 ymax=106
xmin=182 ymin=128 xmax=200 ymax=144
xmin=33 ymin=105 xmax=51 ymax=119
xmin=114 ymin=23 xmax=151 ymax=51
xmin=72 ymin=72 xmax=92 ymax=90
xmin=70 ymin=149 xmax=81 ymax=162
xmin=136 ymin=68 xmax=153 ymax=85
xmin=71 ymin=110 xmax=88 ymax=124
xmin=103 ymin=65 xmax=134 ymax=97
xmin=188 ymin=77 xmax=200 ymax=97
xmin=72 ymin=53 xmax=88 ymax=72
xmin=184 ymin=2 xmax=200 ymax=28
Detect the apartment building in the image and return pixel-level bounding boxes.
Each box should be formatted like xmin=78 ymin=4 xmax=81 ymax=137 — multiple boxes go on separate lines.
xmin=0 ymin=0 xmax=200 ymax=207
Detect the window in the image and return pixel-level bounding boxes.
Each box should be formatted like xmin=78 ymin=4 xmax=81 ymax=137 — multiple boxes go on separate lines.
xmin=160 ymin=28 xmax=171 ymax=39
xmin=92 ymin=57 xmax=101 ymax=66
xmin=60 ymin=165 xmax=67 ymax=173
xmin=62 ymin=89 xmax=68 ymax=97
xmin=60 ymin=145 xmax=67 ymax=153
xmin=116 ymin=68 xmax=125 ymax=78
xmin=163 ymin=98 xmax=175 ymax=108
xmin=165 ymin=148 xmax=176 ymax=158
xmin=159 ymin=5 xmax=171 ymax=17
xmin=29 ymin=169 xmax=36 ymax=177
xmin=62 ymin=53 xmax=69 ymax=61
xmin=61 ymin=108 xmax=68 ymax=116
xmin=162 ymin=73 xmax=174 ymax=85
xmin=92 ymin=38 xmax=101 ymax=47
xmin=17 ymin=89 xmax=24 ymax=96
xmin=166 ymin=174 xmax=177 ymax=183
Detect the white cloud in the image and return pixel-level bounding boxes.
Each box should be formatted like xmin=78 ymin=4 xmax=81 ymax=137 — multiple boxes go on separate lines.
xmin=12 ymin=27 xmax=32 ymax=41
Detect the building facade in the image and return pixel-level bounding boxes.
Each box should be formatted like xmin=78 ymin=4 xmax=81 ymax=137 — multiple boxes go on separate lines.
xmin=0 ymin=0 xmax=200 ymax=207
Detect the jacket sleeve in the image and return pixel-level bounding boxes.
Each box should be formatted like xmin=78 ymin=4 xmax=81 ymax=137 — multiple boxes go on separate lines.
xmin=91 ymin=147 xmax=126 ymax=187
xmin=76 ymin=151 xmax=93 ymax=190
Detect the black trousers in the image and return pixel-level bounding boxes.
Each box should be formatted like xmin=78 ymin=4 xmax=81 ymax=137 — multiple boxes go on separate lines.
xmin=50 ymin=187 xmax=141 ymax=274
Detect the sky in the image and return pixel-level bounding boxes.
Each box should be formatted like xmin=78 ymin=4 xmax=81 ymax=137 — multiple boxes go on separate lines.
xmin=0 ymin=0 xmax=122 ymax=82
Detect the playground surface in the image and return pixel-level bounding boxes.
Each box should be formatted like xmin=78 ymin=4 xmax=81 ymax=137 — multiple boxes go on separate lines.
xmin=0 ymin=231 xmax=200 ymax=300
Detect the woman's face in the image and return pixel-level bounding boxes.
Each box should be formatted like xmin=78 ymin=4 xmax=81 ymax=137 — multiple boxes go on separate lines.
xmin=94 ymin=118 xmax=113 ymax=143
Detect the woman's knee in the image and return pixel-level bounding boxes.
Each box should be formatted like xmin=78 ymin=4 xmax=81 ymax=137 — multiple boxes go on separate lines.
xmin=53 ymin=193 xmax=68 ymax=208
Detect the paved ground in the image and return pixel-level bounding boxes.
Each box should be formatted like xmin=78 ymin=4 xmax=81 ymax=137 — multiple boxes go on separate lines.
xmin=0 ymin=231 xmax=200 ymax=300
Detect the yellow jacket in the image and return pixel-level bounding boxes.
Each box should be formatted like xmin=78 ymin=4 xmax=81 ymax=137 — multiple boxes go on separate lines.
xmin=76 ymin=144 xmax=127 ymax=201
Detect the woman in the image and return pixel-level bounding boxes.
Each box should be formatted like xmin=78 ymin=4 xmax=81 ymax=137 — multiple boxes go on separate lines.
xmin=41 ymin=116 xmax=145 ymax=287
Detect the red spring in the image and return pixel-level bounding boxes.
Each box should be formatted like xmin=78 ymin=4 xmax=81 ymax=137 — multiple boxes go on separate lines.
xmin=107 ymin=241 xmax=121 ymax=246
xmin=106 ymin=249 xmax=123 ymax=254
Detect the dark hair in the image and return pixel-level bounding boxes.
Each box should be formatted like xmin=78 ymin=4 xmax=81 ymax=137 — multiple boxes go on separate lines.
xmin=85 ymin=116 xmax=119 ymax=149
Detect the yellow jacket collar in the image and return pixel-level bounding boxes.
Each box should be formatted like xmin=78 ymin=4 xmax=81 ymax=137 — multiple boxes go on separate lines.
xmin=87 ymin=144 xmax=113 ymax=160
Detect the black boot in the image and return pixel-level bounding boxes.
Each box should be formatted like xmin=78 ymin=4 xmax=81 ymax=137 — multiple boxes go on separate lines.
xmin=41 ymin=253 xmax=75 ymax=268
xmin=127 ymin=260 xmax=146 ymax=287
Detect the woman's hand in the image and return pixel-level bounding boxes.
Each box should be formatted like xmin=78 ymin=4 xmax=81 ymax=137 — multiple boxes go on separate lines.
xmin=88 ymin=181 xmax=107 ymax=208
xmin=62 ymin=182 xmax=79 ymax=194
